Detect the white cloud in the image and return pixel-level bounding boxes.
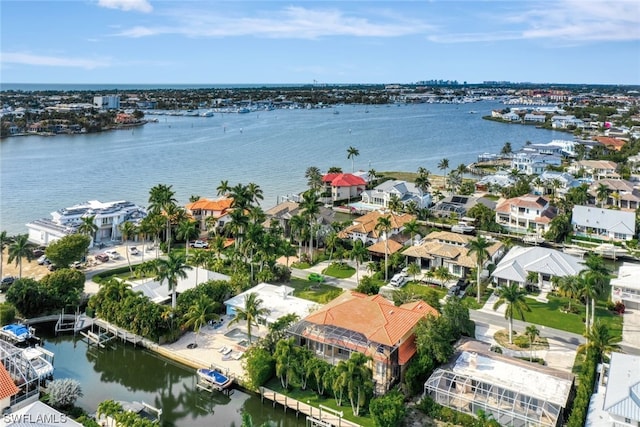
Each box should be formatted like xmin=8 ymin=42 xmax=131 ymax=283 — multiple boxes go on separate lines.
xmin=115 ymin=6 xmax=431 ymax=39
xmin=98 ymin=0 xmax=152 ymax=13
xmin=1 ymin=52 xmax=110 ymax=69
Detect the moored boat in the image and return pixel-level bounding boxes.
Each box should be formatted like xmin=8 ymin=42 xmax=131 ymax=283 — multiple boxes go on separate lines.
xmin=197 ymin=368 xmax=232 ymax=390
xmin=22 ymin=346 xmax=54 ymax=379
xmin=0 ymin=323 xmax=36 ymax=344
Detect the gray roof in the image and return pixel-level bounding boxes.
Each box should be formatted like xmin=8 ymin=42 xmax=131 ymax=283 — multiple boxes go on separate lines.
xmin=375 ymin=179 xmax=421 ymax=197
xmin=603 ymin=352 xmax=640 ymax=422
xmin=492 ymin=246 xmax=585 ymax=283
xmin=572 ymin=205 xmax=636 ymax=236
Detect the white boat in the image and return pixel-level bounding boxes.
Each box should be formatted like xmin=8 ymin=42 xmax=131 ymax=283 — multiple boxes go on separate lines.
xmin=451 ymin=222 xmax=475 ymax=234
xmin=0 ymin=323 xmax=35 ymax=343
xmin=196 ymin=368 xmax=232 ymax=390
xmin=22 ymin=347 xmax=54 ymax=379
xmin=523 ymin=234 xmax=545 ymax=244
xmin=200 ymin=110 xmax=214 ymax=117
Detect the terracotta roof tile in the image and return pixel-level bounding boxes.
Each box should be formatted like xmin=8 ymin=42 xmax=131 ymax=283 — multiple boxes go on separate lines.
xmin=367 ymin=239 xmax=404 ymax=255
xmin=185 ymin=197 xmax=233 ymax=212
xmin=0 ymin=363 xmax=19 ymax=400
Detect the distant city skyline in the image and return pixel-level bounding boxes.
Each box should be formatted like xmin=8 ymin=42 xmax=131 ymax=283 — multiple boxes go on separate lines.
xmin=1 ymin=0 xmax=639 ymax=86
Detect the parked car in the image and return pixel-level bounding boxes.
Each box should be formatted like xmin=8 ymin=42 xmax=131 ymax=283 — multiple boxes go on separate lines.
xmin=71 ymin=261 xmax=84 ymax=269
xmin=37 ymin=255 xmax=50 ymax=265
xmin=32 ymin=248 xmax=45 ymax=257
xmin=0 ymin=276 xmax=16 ymax=292
xmin=389 ymin=273 xmax=408 ymax=288
xmin=48 ymin=264 xmax=58 ymax=271
xmin=129 ymin=246 xmax=139 ymax=255
xmin=190 ymin=240 xmax=209 ymax=249
xmin=105 ymin=250 xmax=120 ymax=260
xmin=95 ymin=253 xmax=110 ymax=263
xmin=308 ymin=273 xmax=324 ymax=283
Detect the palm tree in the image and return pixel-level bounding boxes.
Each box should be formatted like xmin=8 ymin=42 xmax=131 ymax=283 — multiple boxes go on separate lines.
xmin=558 ymin=275 xmax=580 ymax=312
xmin=493 ymin=283 xmax=531 ymax=344
xmin=524 ymin=324 xmax=540 ymax=362
xmin=347 ymin=146 xmax=360 ymax=173
xmin=119 ymin=221 xmax=137 ymax=274
xmin=578 ymin=320 xmax=621 ymax=363
xmin=350 ymin=240 xmax=368 ymax=285
xmin=375 ymin=215 xmax=393 ymax=281
xmin=217 ymin=180 xmax=231 ymax=197
xmin=183 ymin=295 xmax=219 ymax=348
xmin=434 ymin=265 xmax=453 ymax=288
xmin=468 ymin=236 xmax=491 ymax=303
xmin=155 ymin=251 xmax=192 ymax=309
xmin=246 ymin=182 xmax=264 ymax=205
xmin=414 ymin=169 xmax=431 ymax=194
xmin=77 ymin=215 xmax=98 ymax=245
xmin=304 ymin=166 xmax=323 ymax=193
xmin=334 ymin=352 xmax=373 ymax=417
xmin=403 ymin=219 xmax=420 ymax=246
xmin=190 ymin=250 xmax=209 ymax=285
xmin=97 ymin=400 xmax=124 ymax=427
xmin=300 ymin=190 xmax=320 ymax=259
xmin=148 ymin=184 xmax=178 ymax=252
xmin=407 ymin=262 xmax=421 ymax=283
xmin=176 ymin=219 xmax=199 ymax=256
xmin=227 ymin=292 xmax=270 ymax=344
xmin=8 ymin=234 xmax=35 ymax=278
xmin=438 ymin=158 xmax=449 ymax=189
xmin=596 ymin=183 xmax=609 ymax=208
xmin=387 ymin=194 xmax=403 ymax=214
xmin=0 ymin=231 xmax=13 ymax=279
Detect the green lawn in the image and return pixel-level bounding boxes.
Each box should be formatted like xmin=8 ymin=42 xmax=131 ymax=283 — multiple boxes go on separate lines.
xmin=520 ymin=295 xmax=623 ymax=339
xmin=404 ymin=282 xmax=447 ymax=300
xmin=265 ymin=378 xmax=376 ymax=427
xmin=288 ymin=278 xmax=343 ymax=304
xmin=322 ymin=263 xmax=356 ymax=279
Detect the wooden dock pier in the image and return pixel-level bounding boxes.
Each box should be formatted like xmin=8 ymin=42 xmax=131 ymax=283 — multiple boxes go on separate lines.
xmin=259 ymin=387 xmax=361 ymax=427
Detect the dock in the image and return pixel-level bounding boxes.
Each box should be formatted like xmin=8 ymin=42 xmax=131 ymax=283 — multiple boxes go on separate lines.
xmin=54 ymin=310 xmax=93 ymax=334
xmin=259 ymin=387 xmax=361 ymax=427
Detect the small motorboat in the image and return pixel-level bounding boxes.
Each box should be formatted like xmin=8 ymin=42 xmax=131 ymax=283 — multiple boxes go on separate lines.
xmin=0 ymin=323 xmax=35 ymax=343
xmin=197 ymin=368 xmax=232 ymax=390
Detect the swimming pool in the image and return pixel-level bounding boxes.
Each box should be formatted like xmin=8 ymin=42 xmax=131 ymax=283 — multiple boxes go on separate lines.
xmin=224 ymin=327 xmax=251 ymax=342
xmin=347 ymin=201 xmax=379 ymax=212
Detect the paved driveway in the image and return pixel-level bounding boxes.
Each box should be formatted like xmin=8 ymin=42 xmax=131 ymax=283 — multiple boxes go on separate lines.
xmin=622 ymin=308 xmax=640 ymax=349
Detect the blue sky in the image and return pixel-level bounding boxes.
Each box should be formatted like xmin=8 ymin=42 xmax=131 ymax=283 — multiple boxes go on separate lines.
xmin=1 ymin=0 xmax=639 ymax=85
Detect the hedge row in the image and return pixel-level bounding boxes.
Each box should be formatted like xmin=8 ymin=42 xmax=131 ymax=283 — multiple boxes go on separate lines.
xmin=566 ymin=351 xmax=598 ymax=427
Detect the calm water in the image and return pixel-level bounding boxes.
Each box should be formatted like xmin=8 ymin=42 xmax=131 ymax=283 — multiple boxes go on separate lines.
xmin=40 ymin=329 xmax=303 ymax=427
xmin=0 ymin=101 xmax=567 ymax=235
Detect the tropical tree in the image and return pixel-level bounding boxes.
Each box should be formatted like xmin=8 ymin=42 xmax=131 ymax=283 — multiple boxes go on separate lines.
xmin=274 ymin=337 xmax=300 ymax=389
xmin=438 ymin=158 xmax=449 ymax=189
xmin=375 ymin=215 xmax=393 ymax=281
xmin=434 ymin=265 xmax=453 ymax=288
xmin=189 ymin=250 xmax=209 ymax=285
xmin=155 ymin=251 xmax=192 ymax=309
xmin=77 ymin=215 xmax=98 ymax=244
xmin=0 ymin=231 xmax=13 ymax=279
xmin=97 ymin=400 xmax=124 ymax=427
xmin=300 ymin=190 xmax=320 ymax=259
xmin=596 ymin=183 xmax=609 ymax=208
xmin=493 ymin=283 xmax=531 ymax=344
xmin=387 ymin=194 xmax=403 ymax=214
xmin=501 ymin=142 xmax=512 ymax=156
xmin=119 ymin=221 xmax=137 ymax=274
xmin=148 ymin=184 xmax=178 ymax=252
xmin=414 ymin=169 xmax=431 ymax=194
xmin=334 ymin=352 xmax=373 ymax=416
xmin=227 ymin=292 xmax=270 ymax=344
xmin=524 ymin=324 xmax=540 ymax=362
xmin=47 ymin=378 xmax=83 ymax=408
xmin=347 ymin=146 xmax=360 ymax=173
xmin=177 ymin=219 xmax=199 ymax=256
xmin=558 ymin=275 xmax=580 ymax=312
xmin=183 ymin=295 xmax=219 ymax=348
xmin=407 ymin=262 xmax=421 ymax=282
xmin=216 ymin=179 xmax=231 ymax=197
xmin=577 ymin=320 xmax=621 ymax=363
xmin=7 ymin=234 xmax=35 ymax=278
xmin=350 ymin=240 xmax=369 ymax=285
xmin=468 ymin=235 xmax=492 ymax=303
xmin=304 ymin=166 xmax=323 ymax=193
xmin=403 ymin=219 xmax=420 ymax=247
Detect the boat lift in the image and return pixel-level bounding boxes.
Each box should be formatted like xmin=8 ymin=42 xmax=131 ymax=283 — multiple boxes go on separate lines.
xmin=80 ymin=323 xmax=116 ymax=349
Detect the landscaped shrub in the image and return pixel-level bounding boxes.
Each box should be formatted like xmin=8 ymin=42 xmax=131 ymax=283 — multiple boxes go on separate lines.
xmin=513 ymin=334 xmax=530 ymax=348
xmin=614 ymin=302 xmax=625 ymax=315
xmin=566 ymin=351 xmax=598 ymax=427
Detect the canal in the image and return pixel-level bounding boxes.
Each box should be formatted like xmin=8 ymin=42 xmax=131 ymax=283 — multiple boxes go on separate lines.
xmin=40 ymin=329 xmax=304 ymax=427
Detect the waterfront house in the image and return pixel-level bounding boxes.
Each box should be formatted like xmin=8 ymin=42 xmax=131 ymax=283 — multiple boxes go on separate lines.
xmin=568 ymin=160 xmax=619 ymax=180
xmin=224 ymin=283 xmax=319 ymax=326
xmin=523 ymin=113 xmax=546 ymax=124
xmin=595 ymin=136 xmax=627 ymax=152
xmin=360 ymin=179 xmax=431 ymax=211
xmin=431 ymin=195 xmax=496 ymax=218
xmin=502 ymin=112 xmax=521 ymax=122
xmin=321 ymin=173 xmax=366 ymax=203
xmin=571 ymin=205 xmax=636 ymax=242
xmin=611 ymin=263 xmax=640 ymax=310
xmin=4 ymin=401 xmax=83 ymax=427
xmin=551 ymin=115 xmax=584 ymax=129
xmin=26 ymin=200 xmax=147 ymax=247
xmin=185 ymin=197 xmax=233 ymax=235
xmin=588 ymin=179 xmax=640 ymax=210
xmin=492 ymin=246 xmax=585 ymax=291
xmin=131 ymin=268 xmax=230 ymax=304
xmin=288 ymin=291 xmax=438 ymax=394
xmin=402 ymin=231 xmax=504 ymax=281
xmin=264 ymin=201 xmax=336 ymax=241
xmin=474 ymin=172 xmax=516 ymax=193
xmin=424 ymin=340 xmax=574 ymax=427
xmin=537 ymin=171 xmax=579 ymax=196
xmin=337 ymin=211 xmax=415 ymax=245
xmin=511 ymin=150 xmax=562 ymax=175
xmin=495 ymin=194 xmax=557 ymax=234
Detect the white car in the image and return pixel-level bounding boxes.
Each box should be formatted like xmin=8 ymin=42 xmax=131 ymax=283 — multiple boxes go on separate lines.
xmin=105 ymin=250 xmax=120 ymax=260
xmin=389 ymin=273 xmax=408 ymax=288
xmin=129 ymin=246 xmax=139 ymax=255
xmin=190 ymin=240 xmax=209 ymax=249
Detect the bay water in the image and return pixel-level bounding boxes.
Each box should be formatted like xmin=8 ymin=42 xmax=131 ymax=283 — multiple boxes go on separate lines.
xmin=0 ymin=101 xmax=567 ymax=235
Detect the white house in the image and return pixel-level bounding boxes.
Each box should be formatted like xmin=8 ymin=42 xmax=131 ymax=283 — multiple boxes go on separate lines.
xmin=93 ymin=95 xmax=120 ymax=110
xmin=495 ymin=194 xmax=557 ymax=234
xmin=360 ymin=180 xmax=431 ymax=210
xmin=492 ymin=246 xmax=585 ymax=290
xmin=572 ymin=205 xmax=636 ymax=242
xmin=26 ymin=200 xmax=147 ymax=247
xmin=568 ymin=160 xmax=619 ymax=180
xmin=600 ymin=352 xmax=640 ymax=426
xmin=611 ymin=263 xmax=640 ymax=310
xmin=511 ymin=151 xmax=562 ymax=175
xmin=131 ymin=268 xmax=230 ymax=304
xmin=223 ymin=283 xmax=319 ymax=325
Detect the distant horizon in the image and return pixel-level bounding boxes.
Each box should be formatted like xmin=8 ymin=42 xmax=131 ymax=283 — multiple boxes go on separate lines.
xmin=2 ymin=1 xmax=638 ymax=85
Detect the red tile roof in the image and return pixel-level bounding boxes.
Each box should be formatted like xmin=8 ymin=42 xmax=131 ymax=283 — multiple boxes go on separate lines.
xmin=304 ymin=292 xmax=438 ymax=347
xmin=0 ymin=363 xmax=18 ymax=400
xmin=595 ymin=136 xmax=626 ymax=151
xmin=185 ymin=197 xmax=233 ymax=212
xmin=323 ymin=173 xmax=366 ymax=186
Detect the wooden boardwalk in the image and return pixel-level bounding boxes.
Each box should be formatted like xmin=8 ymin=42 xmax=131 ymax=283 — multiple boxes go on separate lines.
xmin=260 ymin=387 xmax=361 ymax=427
